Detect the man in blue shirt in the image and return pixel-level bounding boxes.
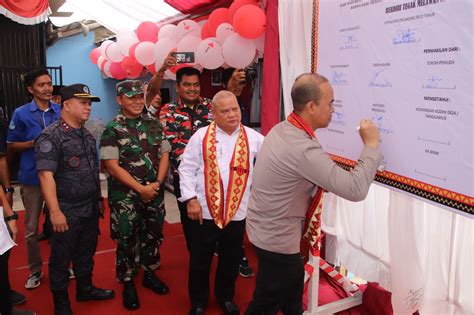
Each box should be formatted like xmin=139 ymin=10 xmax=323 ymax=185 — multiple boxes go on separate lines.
xmin=7 ymin=68 xmax=60 ymax=289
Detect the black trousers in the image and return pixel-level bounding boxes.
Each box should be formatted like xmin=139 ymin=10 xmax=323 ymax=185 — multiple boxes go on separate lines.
xmin=245 ymin=247 xmax=304 ymax=315
xmin=0 ymin=250 xmax=12 ymax=315
xmin=49 ymin=214 xmax=99 ymax=291
xmin=173 ymin=177 xmax=193 ymax=252
xmin=188 ymin=219 xmax=245 ymax=307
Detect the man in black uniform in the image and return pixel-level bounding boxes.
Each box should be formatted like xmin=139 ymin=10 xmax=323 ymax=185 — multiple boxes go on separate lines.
xmin=35 ymin=84 xmax=114 ymax=315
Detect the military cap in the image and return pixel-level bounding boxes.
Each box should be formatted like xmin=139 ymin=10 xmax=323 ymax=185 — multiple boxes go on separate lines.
xmin=116 ymin=80 xmax=144 ymax=97
xmin=60 ymin=84 xmax=100 ymax=102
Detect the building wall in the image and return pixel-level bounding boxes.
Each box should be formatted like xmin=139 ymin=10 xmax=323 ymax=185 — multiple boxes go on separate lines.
xmin=46 ymin=32 xmax=118 ymax=127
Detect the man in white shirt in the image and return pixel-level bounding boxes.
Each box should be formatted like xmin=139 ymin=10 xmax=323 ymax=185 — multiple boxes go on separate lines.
xmin=178 ymin=90 xmax=264 ymax=315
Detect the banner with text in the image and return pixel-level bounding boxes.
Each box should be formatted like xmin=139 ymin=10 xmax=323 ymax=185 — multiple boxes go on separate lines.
xmin=314 ymin=0 xmax=473 ymax=215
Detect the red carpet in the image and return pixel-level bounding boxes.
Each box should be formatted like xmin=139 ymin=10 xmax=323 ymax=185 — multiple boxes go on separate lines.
xmin=8 ymin=208 xmax=368 ymax=314
xmin=9 ymin=210 xmax=258 ymax=315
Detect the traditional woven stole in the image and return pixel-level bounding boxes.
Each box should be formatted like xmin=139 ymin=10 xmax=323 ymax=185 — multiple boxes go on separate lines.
xmin=287 ymin=112 xmax=324 ymax=255
xmin=203 ymin=122 xmax=250 ymax=229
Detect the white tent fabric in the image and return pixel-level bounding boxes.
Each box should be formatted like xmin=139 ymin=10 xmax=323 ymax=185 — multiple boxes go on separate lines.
xmin=277 ymin=0 xmax=313 ymax=115
xmin=279 ymin=0 xmax=473 ymax=313
xmin=53 ymin=0 xmax=182 ymax=31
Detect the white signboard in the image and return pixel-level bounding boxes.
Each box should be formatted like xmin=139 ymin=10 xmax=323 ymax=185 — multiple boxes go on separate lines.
xmin=315 ymin=0 xmax=473 ymax=215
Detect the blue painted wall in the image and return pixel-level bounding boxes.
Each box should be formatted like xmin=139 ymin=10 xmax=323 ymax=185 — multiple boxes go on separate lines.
xmin=46 ymin=32 xmax=119 ymax=125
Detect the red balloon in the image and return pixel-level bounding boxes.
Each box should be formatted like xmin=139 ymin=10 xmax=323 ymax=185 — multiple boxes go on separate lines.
xmin=208 ymin=8 xmax=229 ymax=35
xmin=169 ymin=63 xmax=191 ymax=74
xmin=90 ymin=48 xmax=101 ymax=64
xmin=137 ymin=21 xmax=159 ymax=43
xmin=128 ymin=42 xmax=140 ymax=62
xmin=147 ymin=63 xmax=156 ymax=75
xmin=110 ymin=62 xmax=127 ymax=80
xmin=121 ymin=56 xmax=144 ymax=78
xmin=228 ymin=0 xmax=258 ymax=23
xmin=201 ymin=22 xmax=213 ymax=39
xmin=233 ymin=5 xmax=266 ymax=39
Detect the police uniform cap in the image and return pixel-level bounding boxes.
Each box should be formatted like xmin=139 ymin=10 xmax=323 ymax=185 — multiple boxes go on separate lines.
xmin=60 ymin=84 xmax=100 ymax=102
xmin=116 ymin=80 xmax=144 ymax=97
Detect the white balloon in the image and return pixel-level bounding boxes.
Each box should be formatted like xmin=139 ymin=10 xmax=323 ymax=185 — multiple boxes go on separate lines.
xmin=254 ymin=33 xmax=265 ymax=52
xmin=116 ymin=28 xmax=136 ymax=40
xmin=216 ymin=23 xmax=235 ymax=45
xmin=102 ymin=61 xmax=112 ymax=78
xmin=100 ymin=40 xmax=113 ymax=59
xmin=222 ymin=34 xmax=256 ymax=68
xmin=117 ymin=35 xmax=138 ymax=56
xmin=154 ymin=38 xmax=177 ymax=68
xmin=177 ymin=35 xmax=201 ymax=58
xmin=158 ymin=24 xmax=178 ymax=40
xmin=176 ymin=19 xmax=201 ymax=40
xmin=135 ymin=41 xmax=156 ymax=66
xmin=105 ymin=42 xmax=124 ymax=63
xmin=97 ymin=56 xmax=105 ymax=70
xmin=195 ymin=38 xmax=224 ymax=70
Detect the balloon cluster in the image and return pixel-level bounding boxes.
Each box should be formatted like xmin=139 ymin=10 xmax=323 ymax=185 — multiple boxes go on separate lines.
xmin=89 ymin=0 xmax=266 ymax=80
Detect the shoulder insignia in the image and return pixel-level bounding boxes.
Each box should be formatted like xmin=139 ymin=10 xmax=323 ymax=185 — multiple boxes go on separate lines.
xmin=39 ymin=140 xmax=53 ymax=153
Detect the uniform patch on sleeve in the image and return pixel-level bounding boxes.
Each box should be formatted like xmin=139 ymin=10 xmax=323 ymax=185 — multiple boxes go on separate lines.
xmin=40 ymin=140 xmax=53 ymax=153
xmin=8 ymin=121 xmax=15 ymax=130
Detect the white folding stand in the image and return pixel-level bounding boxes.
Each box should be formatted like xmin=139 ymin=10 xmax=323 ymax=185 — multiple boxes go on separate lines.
xmin=304 ymin=253 xmax=363 ymax=315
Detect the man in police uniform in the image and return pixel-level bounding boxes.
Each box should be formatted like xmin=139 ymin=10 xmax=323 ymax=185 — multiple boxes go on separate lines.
xmin=100 ymin=80 xmax=170 ymax=310
xmin=36 ymin=84 xmax=115 ymax=315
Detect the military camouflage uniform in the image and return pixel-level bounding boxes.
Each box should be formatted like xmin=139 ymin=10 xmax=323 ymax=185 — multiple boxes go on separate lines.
xmin=36 ymin=119 xmax=101 ymax=291
xmin=100 ymin=113 xmax=171 ymax=282
xmin=158 ymin=97 xmax=212 ymax=250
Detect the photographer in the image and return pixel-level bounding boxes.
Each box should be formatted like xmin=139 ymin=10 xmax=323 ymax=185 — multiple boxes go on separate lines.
xmin=222 ymin=67 xmax=258 ymax=126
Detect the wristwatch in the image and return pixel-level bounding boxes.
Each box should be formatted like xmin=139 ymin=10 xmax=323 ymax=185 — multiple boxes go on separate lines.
xmin=4 ymin=187 xmax=14 ymax=193
xmin=4 ymin=213 xmax=18 ymax=221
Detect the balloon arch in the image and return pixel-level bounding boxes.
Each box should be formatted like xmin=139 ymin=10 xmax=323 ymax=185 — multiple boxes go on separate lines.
xmin=89 ymin=0 xmax=266 ymax=80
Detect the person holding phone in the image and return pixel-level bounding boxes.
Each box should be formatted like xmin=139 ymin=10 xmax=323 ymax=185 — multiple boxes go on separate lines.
xmin=157 ymin=65 xmax=213 ymax=252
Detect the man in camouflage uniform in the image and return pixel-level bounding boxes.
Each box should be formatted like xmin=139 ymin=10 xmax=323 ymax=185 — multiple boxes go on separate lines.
xmin=100 ymin=80 xmax=170 ymax=311
xmin=36 ymin=84 xmax=115 ymax=315
xmin=156 ymin=66 xmax=213 ymax=251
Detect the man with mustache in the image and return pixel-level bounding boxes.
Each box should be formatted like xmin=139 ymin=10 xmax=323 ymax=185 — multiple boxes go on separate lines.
xmin=178 ymin=90 xmax=264 ymax=315
xmin=158 ymin=67 xmax=213 ymax=252
xmin=7 ymin=68 xmax=61 ymax=290
xmin=36 ymin=84 xmax=115 ymax=314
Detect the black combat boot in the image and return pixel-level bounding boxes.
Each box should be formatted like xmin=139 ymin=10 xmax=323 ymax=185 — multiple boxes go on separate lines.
xmin=76 ymin=277 xmax=115 ymax=302
xmin=142 ymin=270 xmax=169 ymax=295
xmin=123 ymin=280 xmax=140 ymax=310
xmin=52 ymin=290 xmax=73 ymax=315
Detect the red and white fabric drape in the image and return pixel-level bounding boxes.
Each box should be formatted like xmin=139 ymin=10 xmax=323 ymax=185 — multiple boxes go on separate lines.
xmin=0 ymin=0 xmax=50 ymax=25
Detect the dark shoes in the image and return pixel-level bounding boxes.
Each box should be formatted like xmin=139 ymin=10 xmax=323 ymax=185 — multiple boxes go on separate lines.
xmin=52 ymin=290 xmax=73 ymax=315
xmin=10 ymin=290 xmax=26 ymax=305
xmin=76 ymin=277 xmax=114 ymax=302
xmin=189 ymin=306 xmax=205 ymax=315
xmin=123 ymin=280 xmax=140 ymax=310
xmin=239 ymin=257 xmax=254 ymax=278
xmin=142 ymin=271 xmax=169 ymax=295
xmin=220 ymin=301 xmax=239 ymax=315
